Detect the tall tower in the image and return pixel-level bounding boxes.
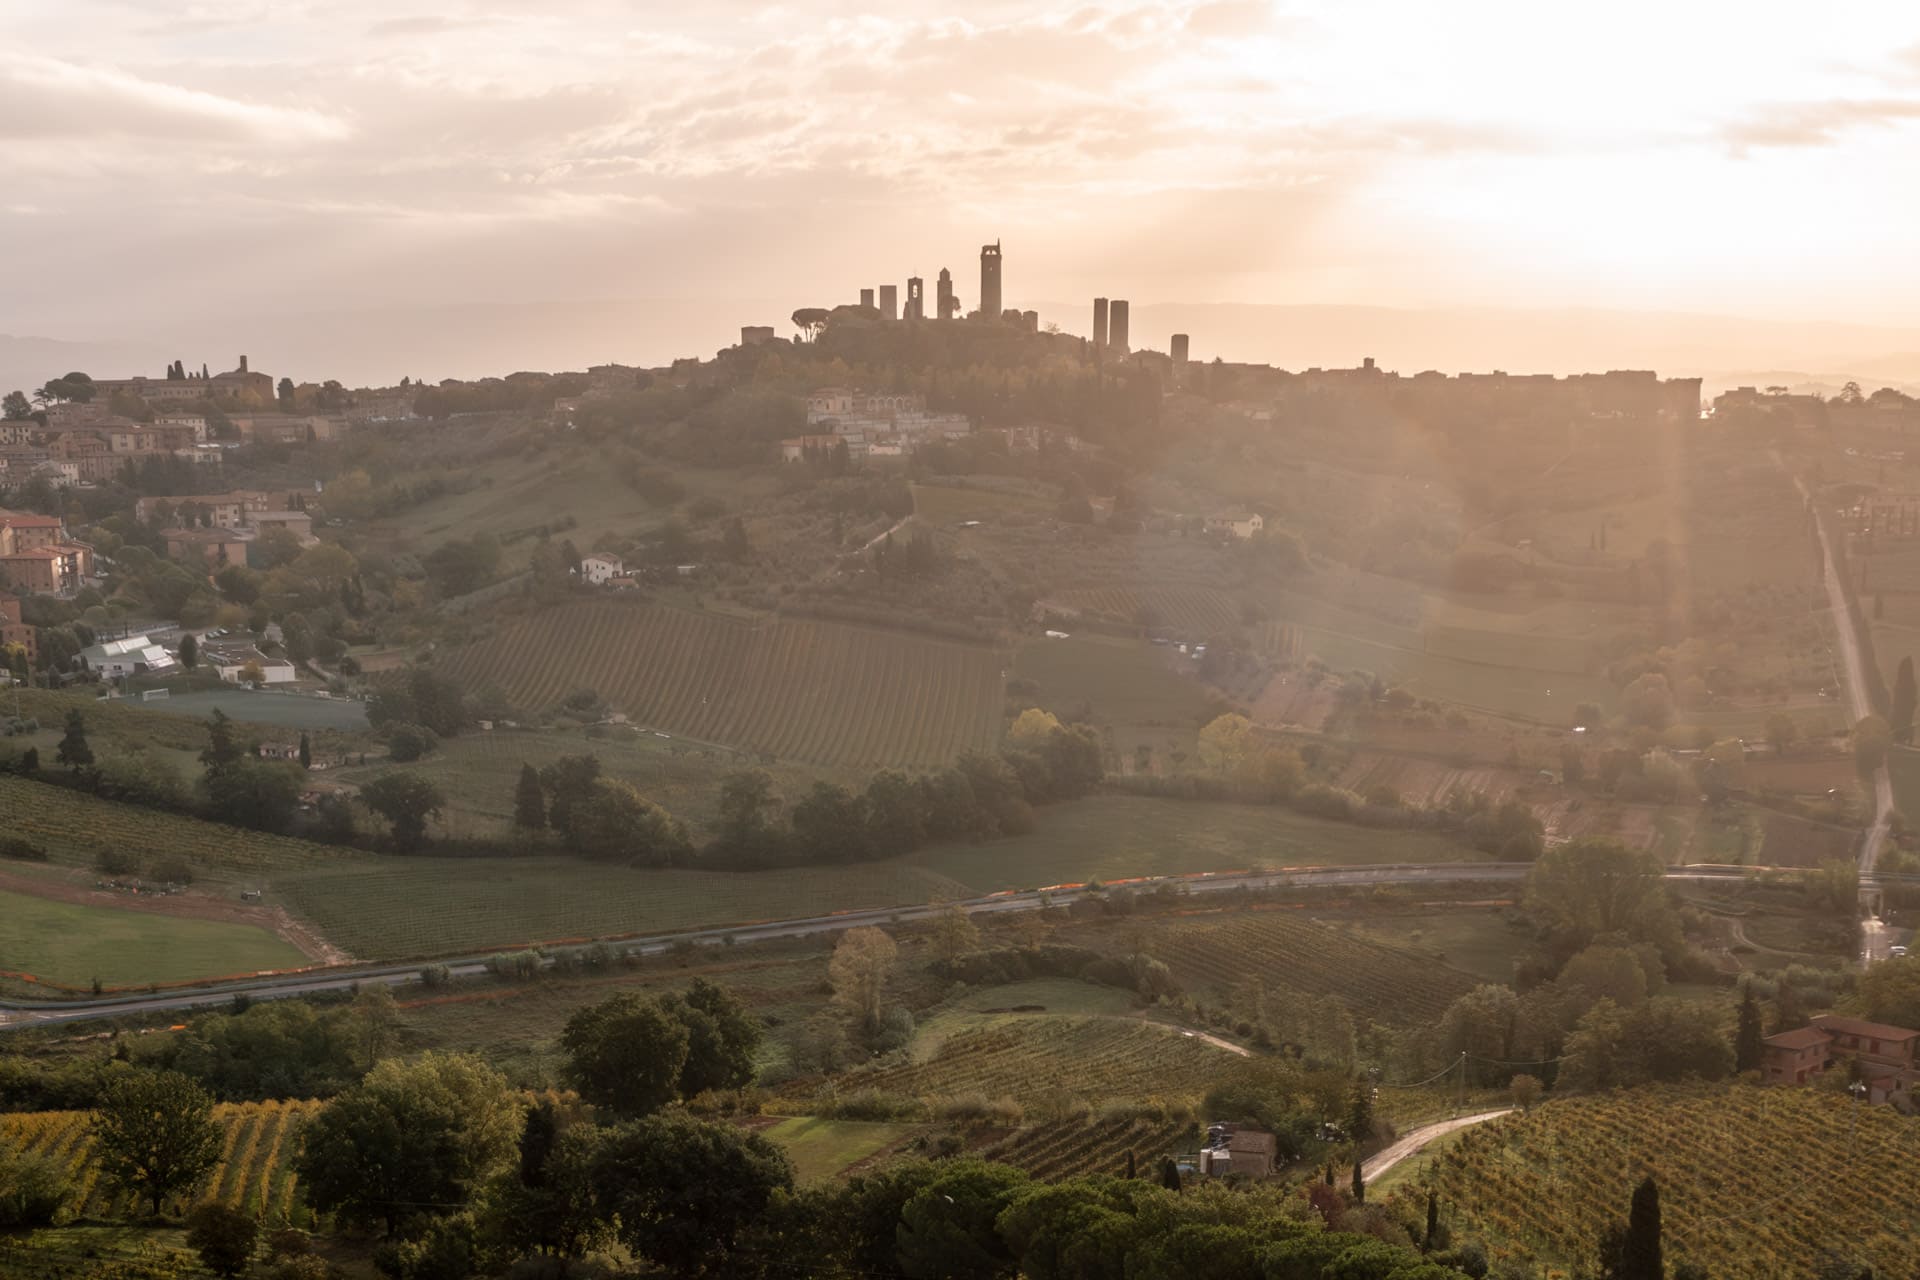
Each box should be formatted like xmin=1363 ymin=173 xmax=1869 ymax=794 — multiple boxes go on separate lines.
xmin=936 ymin=269 xmax=958 ymax=321
xmin=1093 ymin=298 xmax=1109 ymax=351
xmin=878 ymin=284 xmax=898 ymax=320
xmin=859 ymin=288 xmax=875 ymax=309
xmin=1109 ymin=300 xmax=1130 ymax=355
xmin=979 ymin=241 xmax=1002 ymax=320
xmin=905 ymin=276 xmax=925 ymax=321
xmin=1170 ymin=333 xmax=1189 ymax=366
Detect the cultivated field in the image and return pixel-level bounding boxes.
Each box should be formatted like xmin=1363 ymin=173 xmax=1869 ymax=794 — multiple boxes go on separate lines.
xmin=443 ymin=601 xmax=1006 ymax=767
xmin=783 ymin=1016 xmax=1234 ymax=1109
xmin=0 ymin=777 xmax=361 ymax=879
xmin=1049 ymin=585 xmax=1246 ymax=637
xmin=124 ymin=689 xmax=370 ymax=732
xmin=0 ymin=888 xmax=309 ymax=988
xmin=1 ymin=1100 xmax=323 ymax=1222
xmin=1420 ymin=1085 xmax=1920 ymax=1278
xmin=1140 ymin=908 xmax=1483 ymax=1026
xmin=759 ymin=1116 xmax=919 ymax=1183
xmin=973 ymin=1115 xmax=1200 ymax=1180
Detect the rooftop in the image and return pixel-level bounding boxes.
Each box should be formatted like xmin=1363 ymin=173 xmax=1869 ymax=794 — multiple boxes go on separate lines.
xmin=1811 ymin=1014 xmax=1920 ymax=1043
xmin=1764 ymin=1027 xmax=1831 ymax=1051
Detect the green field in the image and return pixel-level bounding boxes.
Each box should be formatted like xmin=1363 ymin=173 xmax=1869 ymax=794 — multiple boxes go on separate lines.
xmin=906 ymin=795 xmax=1485 ymax=891
xmin=444 ymin=600 xmax=1007 ymax=768
xmin=124 ymin=689 xmax=370 ymax=731
xmin=1342 ymin=908 xmax=1529 ymax=987
xmin=910 ymin=482 xmax=1050 ymax=526
xmin=1013 ymin=635 xmax=1215 ymax=730
xmin=761 ymin=1116 xmax=919 ymax=1182
xmin=0 ymin=889 xmax=309 ymax=987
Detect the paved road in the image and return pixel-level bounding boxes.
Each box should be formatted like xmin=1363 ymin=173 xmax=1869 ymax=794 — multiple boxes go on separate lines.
xmin=6 ymin=861 xmax=1906 ymax=1032
xmin=1797 ymin=470 xmax=1897 ymax=963
xmin=1363 ymin=1109 xmax=1512 ymax=1181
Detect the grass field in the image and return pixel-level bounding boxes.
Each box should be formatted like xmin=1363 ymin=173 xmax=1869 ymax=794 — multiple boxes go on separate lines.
xmin=1419 ymin=1085 xmax=1920 ymax=1278
xmin=1049 ymin=585 xmax=1247 ymax=638
xmin=327 ymin=723 xmax=839 ymax=840
xmin=910 ymin=482 xmax=1051 ymax=525
xmin=1340 ymin=909 xmax=1529 ymax=988
xmin=1138 ymin=907 xmax=1483 ymax=1027
xmin=1012 ymin=635 xmax=1215 ymax=729
xmin=443 ymin=600 xmax=1007 ymax=767
xmin=0 ymin=888 xmax=309 ymax=987
xmin=761 ymin=1116 xmax=919 ymax=1182
xmin=265 ymin=794 xmax=1485 ymax=960
xmin=123 ymin=689 xmax=370 ymax=731
xmin=906 ymin=795 xmax=1486 ymax=891
xmin=785 ymin=1016 xmax=1235 ymax=1109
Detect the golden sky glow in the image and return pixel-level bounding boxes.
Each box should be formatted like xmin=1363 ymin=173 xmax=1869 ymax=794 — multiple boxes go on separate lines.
xmin=7 ymin=1 xmax=1920 ymax=347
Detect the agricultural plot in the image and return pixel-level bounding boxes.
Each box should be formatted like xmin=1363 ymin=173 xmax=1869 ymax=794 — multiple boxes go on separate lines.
xmin=2 ymin=1100 xmax=322 ymax=1223
xmin=0 ymin=777 xmax=362 ymax=878
xmin=1335 ymin=752 xmax=1528 ymax=809
xmin=1011 ymin=636 xmax=1216 ymax=730
xmin=124 ymin=689 xmax=370 ymax=732
xmin=1050 ymin=585 xmax=1246 ymax=638
xmin=443 ymin=601 xmax=1005 ymax=768
xmin=760 ymin=1117 xmax=919 ymax=1183
xmin=0 ymin=888 xmax=309 ymax=987
xmin=1144 ymin=909 xmax=1482 ymax=1027
xmin=786 ymin=1018 xmax=1234 ymax=1109
xmin=1421 ymin=1085 xmax=1920 ymax=1278
xmin=974 ymin=1115 xmax=1200 ymax=1181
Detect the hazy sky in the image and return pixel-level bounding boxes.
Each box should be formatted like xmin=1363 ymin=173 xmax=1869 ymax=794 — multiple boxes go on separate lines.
xmin=9 ymin=1 xmax=1920 ymax=341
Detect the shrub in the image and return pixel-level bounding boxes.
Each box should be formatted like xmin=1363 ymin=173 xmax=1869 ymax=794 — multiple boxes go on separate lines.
xmin=94 ymin=848 xmax=140 ymax=876
xmin=0 ymin=1141 xmax=70 ymax=1226
xmin=822 ymin=1090 xmax=924 ymax=1122
xmin=419 ymin=963 xmax=452 ymax=988
xmin=0 ymin=836 xmax=48 ymax=862
xmin=385 ymin=723 xmax=439 ymax=763
xmin=149 ymin=856 xmax=196 ymax=886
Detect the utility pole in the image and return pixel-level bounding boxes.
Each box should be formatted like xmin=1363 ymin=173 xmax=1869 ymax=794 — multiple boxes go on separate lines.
xmin=1457 ymin=1051 xmax=1468 ymax=1116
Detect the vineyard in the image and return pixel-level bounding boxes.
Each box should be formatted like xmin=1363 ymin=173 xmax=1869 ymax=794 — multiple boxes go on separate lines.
xmin=1417 ymin=1085 xmax=1920 ymax=1278
xmin=442 ymin=601 xmax=1006 ymax=767
xmin=1145 ymin=909 xmax=1482 ymax=1027
xmin=974 ymin=1115 xmax=1200 ymax=1180
xmin=1 ymin=1100 xmax=322 ymax=1223
xmin=784 ymin=1017 xmax=1233 ymax=1109
xmin=0 ymin=777 xmax=361 ymax=878
xmin=1050 ymin=585 xmax=1245 ymax=638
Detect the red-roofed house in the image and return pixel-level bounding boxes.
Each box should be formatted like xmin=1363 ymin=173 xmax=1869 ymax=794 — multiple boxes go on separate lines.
xmin=1762 ymin=1013 xmax=1920 ymax=1102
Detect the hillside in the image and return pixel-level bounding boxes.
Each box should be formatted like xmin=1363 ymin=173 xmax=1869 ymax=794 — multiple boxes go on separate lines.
xmin=442 ymin=600 xmax=1007 ymax=767
xmin=1418 ymin=1085 xmax=1920 ymax=1277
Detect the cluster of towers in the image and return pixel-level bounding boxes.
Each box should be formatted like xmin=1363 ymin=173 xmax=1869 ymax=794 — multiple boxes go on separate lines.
xmin=852 ymin=242 xmax=1034 ymax=329
xmin=1092 ymin=297 xmax=1189 ymax=375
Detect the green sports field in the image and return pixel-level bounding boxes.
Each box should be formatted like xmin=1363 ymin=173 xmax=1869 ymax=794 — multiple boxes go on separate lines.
xmin=0 ymin=888 xmax=310 ymax=988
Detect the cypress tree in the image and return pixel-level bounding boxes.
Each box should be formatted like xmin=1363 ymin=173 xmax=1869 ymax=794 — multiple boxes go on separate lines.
xmin=1618 ymin=1176 xmax=1663 ymax=1280
xmin=1124 ymin=1149 xmax=1136 ymax=1179
xmin=179 ymin=632 xmax=198 ymax=671
xmin=56 ymin=709 xmax=93 ymax=771
xmin=1350 ymin=1159 xmax=1365 ymax=1205
xmin=1892 ymin=656 xmax=1916 ymax=745
xmin=1158 ymin=1157 xmax=1181 ymax=1193
xmin=298 ymin=733 xmax=312 ymax=771
xmin=1424 ymin=1188 xmax=1440 ymax=1251
xmin=514 ymin=762 xmax=547 ymax=832
xmin=1735 ymin=981 xmax=1766 ymax=1073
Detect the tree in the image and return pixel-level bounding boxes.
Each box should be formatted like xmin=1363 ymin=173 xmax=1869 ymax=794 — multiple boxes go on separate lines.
xmin=715 ymin=769 xmax=779 ymax=860
xmin=1766 ymin=712 xmax=1799 ymax=757
xmin=1735 ymin=981 xmax=1766 ymax=1072
xmin=1855 ymin=714 xmax=1892 ymax=775
xmin=297 ymin=732 xmax=311 ymax=771
xmin=276 ymin=376 xmax=295 ymax=406
xmin=1525 ymin=837 xmax=1681 ymax=971
xmin=1197 ymin=713 xmax=1257 ymax=776
xmin=540 ymin=752 xmax=601 ymax=835
xmin=178 ymin=632 xmax=198 ymax=672
xmin=1621 ymin=673 xmax=1675 ymax=729
xmin=513 ymin=762 xmax=546 ymax=832
xmin=895 ymin=1159 xmax=1029 ymax=1280
xmin=385 ymin=723 xmax=437 ymax=762
xmin=358 ymin=771 xmax=446 ymax=852
xmin=294 ymin=1053 xmax=519 ymax=1237
xmin=56 ymin=709 xmax=93 ymax=771
xmin=1895 ymin=656 xmax=1917 ymax=745
xmin=931 ymin=905 xmax=981 ymax=967
xmin=561 ymin=992 xmax=691 ymax=1117
xmin=790 ymin=780 xmax=872 ymax=863
xmin=1350 ymin=1156 xmax=1364 ymax=1205
xmin=186 ymin=1202 xmax=259 ymax=1277
xmin=1509 ymin=1073 xmax=1542 ymax=1111
xmin=203 ymin=760 xmax=303 ymax=832
xmin=352 ymin=983 xmax=400 ymax=1069
xmin=92 ymin=1068 xmax=223 ymax=1215
xmin=200 ymin=710 xmax=245 ymax=773
xmin=829 ymin=926 xmax=897 ymax=1030
xmin=1 ymin=390 xmax=30 ymax=420
xmin=570 ymin=778 xmax=691 ymax=866
xmin=589 ymin=1111 xmax=794 ymax=1277
xmin=665 ymin=979 xmax=763 ymax=1097
xmin=1601 ymin=1176 xmax=1664 ymax=1280
xmin=1007 ymin=707 xmax=1064 ymax=750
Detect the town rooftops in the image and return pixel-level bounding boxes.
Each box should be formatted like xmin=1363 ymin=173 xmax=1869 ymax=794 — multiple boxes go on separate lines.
xmin=1811 ymin=1014 xmax=1920 ymax=1042
xmin=1763 ymin=1027 xmax=1831 ymax=1051
xmin=0 ymin=511 xmax=62 ymax=527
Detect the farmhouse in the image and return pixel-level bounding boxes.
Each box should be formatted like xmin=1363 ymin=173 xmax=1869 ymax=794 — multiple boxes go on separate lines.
xmin=1205 ymin=512 xmax=1265 ymax=540
xmin=163 ymin=527 xmax=254 ymax=568
xmin=1198 ymin=1122 xmax=1277 ymax=1177
xmin=581 ymin=554 xmax=624 ymax=585
xmin=1762 ymin=1013 xmax=1920 ymax=1102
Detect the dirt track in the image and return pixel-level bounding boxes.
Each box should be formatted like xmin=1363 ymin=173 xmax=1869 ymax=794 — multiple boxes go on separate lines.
xmin=0 ymin=865 xmax=349 ymax=967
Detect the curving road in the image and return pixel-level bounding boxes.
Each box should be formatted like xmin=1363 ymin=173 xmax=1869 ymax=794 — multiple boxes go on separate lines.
xmin=1795 ymin=468 xmax=1896 ymax=963
xmin=5 ymin=861 xmax=1910 ymax=1032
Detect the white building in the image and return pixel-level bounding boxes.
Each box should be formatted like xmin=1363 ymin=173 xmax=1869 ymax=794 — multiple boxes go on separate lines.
xmin=581 ymin=554 xmax=624 ymax=585
xmin=78 ymin=635 xmax=177 ymax=679
xmin=202 ymin=641 xmax=298 ymax=685
xmin=1206 ymin=512 xmax=1265 ymax=540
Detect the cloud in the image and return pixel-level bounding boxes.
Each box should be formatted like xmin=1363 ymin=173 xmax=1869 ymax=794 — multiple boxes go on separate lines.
xmin=1721 ymin=97 xmax=1920 ymax=151
xmin=0 ymin=56 xmax=350 ymax=143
